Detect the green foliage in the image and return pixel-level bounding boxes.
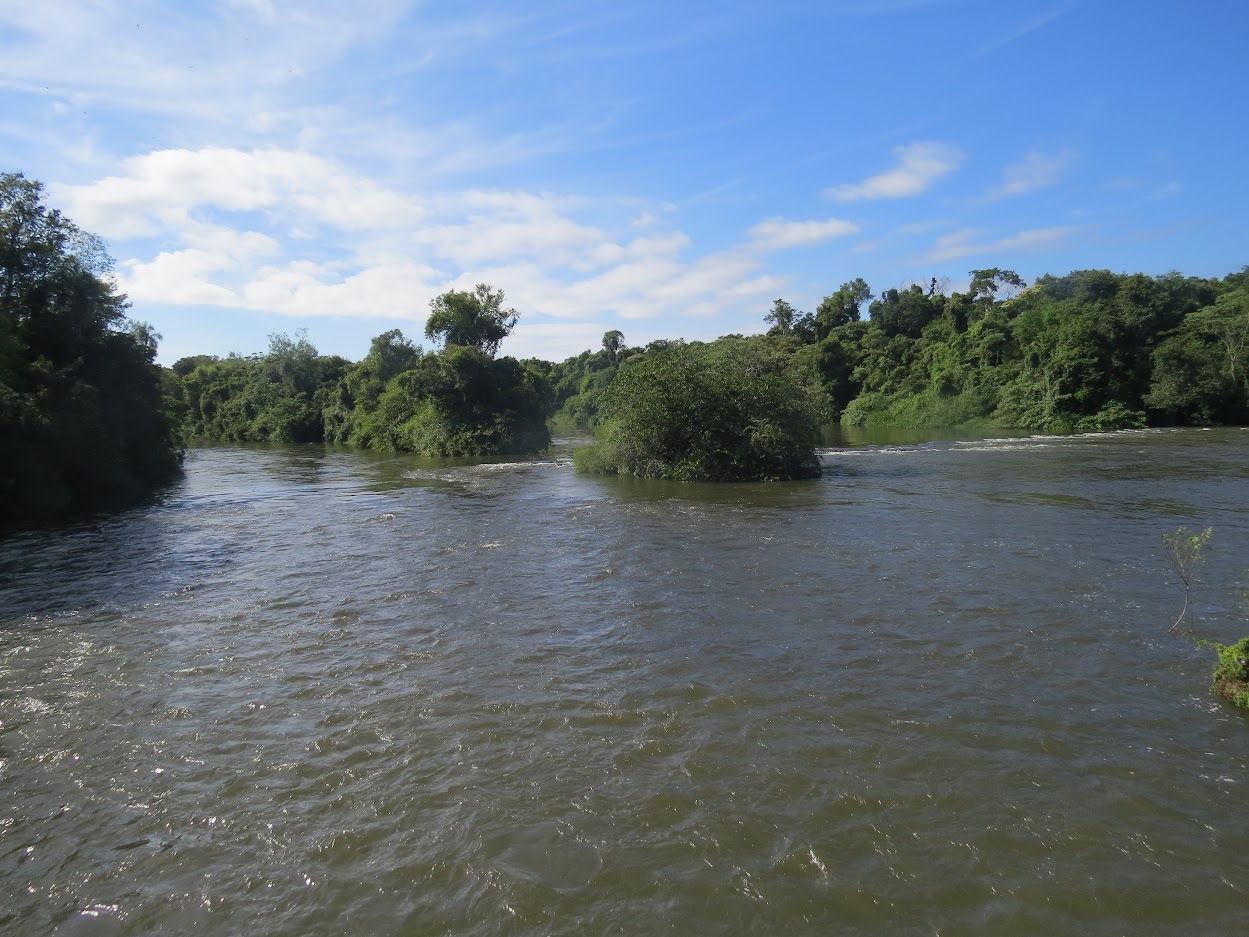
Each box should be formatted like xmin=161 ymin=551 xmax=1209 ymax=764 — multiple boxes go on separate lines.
xmin=968 ymin=268 xmax=1025 ymax=302
xmin=830 ymin=267 xmax=1241 ymax=432
xmin=1208 ymin=636 xmax=1249 ymax=710
xmin=1 ymin=172 xmax=182 ymax=530
xmin=815 ymin=278 xmax=871 ymax=338
xmin=170 ymin=289 xmax=550 ymax=458
xmin=160 ymin=262 xmax=1249 ymax=476
xmin=1146 ymin=331 xmax=1229 ymax=423
xmin=545 ymin=331 xmax=641 ymax=431
xmin=352 ymin=346 xmax=550 ymax=456
xmin=869 ymin=284 xmax=945 ymax=339
xmin=764 ymin=298 xmax=798 ymax=336
xmin=425 ymin=284 xmax=517 ymax=357
xmin=1146 ymin=288 xmax=1249 ymax=424
xmin=575 ymin=337 xmax=823 ymax=482
xmin=601 ymin=330 xmax=625 ymax=361
xmin=177 ymin=331 xmax=330 ymax=443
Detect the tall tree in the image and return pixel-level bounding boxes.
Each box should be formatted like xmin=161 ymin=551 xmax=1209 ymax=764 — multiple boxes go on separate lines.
xmin=1 ymin=173 xmax=181 ymax=529
xmin=764 ymin=298 xmax=798 ymax=335
xmin=425 ymin=284 xmax=518 ymax=357
xmin=602 ymin=329 xmax=625 ymax=361
xmin=815 ymin=278 xmax=872 ymax=338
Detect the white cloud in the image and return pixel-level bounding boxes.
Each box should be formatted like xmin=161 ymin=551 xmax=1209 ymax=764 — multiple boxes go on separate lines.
xmin=122 ymin=250 xmax=242 ymax=306
xmin=56 ymin=145 xmax=807 ymax=344
xmin=239 ymin=259 xmax=445 ymax=319
xmin=414 ymin=190 xmax=608 ymax=267
xmin=501 ymin=320 xmax=620 ymax=362
xmin=993 ymin=149 xmax=1076 ymax=198
xmin=919 ymin=225 xmax=1080 ymax=263
xmin=825 ymin=142 xmax=963 ymax=201
xmin=52 ymin=147 xmax=424 ymax=238
xmin=747 ymin=216 xmax=859 ymax=250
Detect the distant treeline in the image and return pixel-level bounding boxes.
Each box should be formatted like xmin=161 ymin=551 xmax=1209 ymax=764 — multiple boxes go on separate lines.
xmin=544 ymin=265 xmax=1249 ymax=435
xmin=162 ymin=264 xmax=1249 ymax=461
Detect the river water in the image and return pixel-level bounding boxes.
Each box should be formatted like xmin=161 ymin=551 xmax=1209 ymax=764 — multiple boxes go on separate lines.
xmin=2 ymin=428 xmax=1248 ymax=936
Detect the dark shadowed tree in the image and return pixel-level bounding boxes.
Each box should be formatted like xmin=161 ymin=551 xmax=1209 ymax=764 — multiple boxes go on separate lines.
xmin=1 ymin=172 xmax=181 ymax=529
xmin=602 ymin=329 xmax=625 ymax=361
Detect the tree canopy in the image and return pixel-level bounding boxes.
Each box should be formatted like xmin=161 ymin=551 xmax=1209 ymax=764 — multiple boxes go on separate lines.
xmin=171 ymin=286 xmax=550 ymax=458
xmin=1 ymin=173 xmax=181 ymax=530
xmin=156 ymin=262 xmax=1249 ymax=485
xmin=424 ymin=284 xmax=518 ymax=357
xmin=574 ymin=337 xmax=824 ymax=482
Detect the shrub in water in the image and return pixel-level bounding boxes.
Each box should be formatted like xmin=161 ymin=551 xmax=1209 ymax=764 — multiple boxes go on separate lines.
xmin=574 ymin=337 xmax=823 ymax=482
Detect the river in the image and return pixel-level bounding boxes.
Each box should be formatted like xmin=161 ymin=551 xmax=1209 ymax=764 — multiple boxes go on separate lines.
xmin=2 ymin=428 xmax=1248 ymax=936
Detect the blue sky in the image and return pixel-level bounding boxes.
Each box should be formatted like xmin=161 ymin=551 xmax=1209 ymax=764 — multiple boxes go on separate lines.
xmin=2 ymin=0 xmax=1245 ymax=364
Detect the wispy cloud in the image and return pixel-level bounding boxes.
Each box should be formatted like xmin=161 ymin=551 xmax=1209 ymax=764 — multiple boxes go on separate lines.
xmin=919 ymin=225 xmax=1080 ymax=263
xmin=897 ymin=218 xmax=951 ymax=235
xmin=825 ymin=142 xmax=963 ymax=201
xmin=0 ymin=1 xmax=412 ymax=116
xmin=1147 ymin=181 xmax=1184 ymax=200
xmin=991 ymin=149 xmax=1077 ymax=198
xmin=977 ymin=3 xmax=1078 ymax=56
xmin=747 ymin=216 xmax=859 ymax=250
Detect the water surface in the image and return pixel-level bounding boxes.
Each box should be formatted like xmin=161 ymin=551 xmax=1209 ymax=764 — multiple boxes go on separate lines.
xmin=2 ymin=428 xmax=1248 ymax=935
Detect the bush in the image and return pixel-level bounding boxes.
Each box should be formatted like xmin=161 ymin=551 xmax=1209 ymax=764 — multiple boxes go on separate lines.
xmin=574 ymin=337 xmax=823 ymax=481
xmin=1209 ymin=636 xmax=1249 ymax=709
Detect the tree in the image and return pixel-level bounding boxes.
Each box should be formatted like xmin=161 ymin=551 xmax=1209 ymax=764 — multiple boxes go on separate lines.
xmin=1 ymin=172 xmax=181 ymax=529
xmin=602 ymin=329 xmax=625 ymax=361
xmin=1146 ymin=331 xmax=1231 ymax=424
xmin=1186 ymin=290 xmax=1249 ymax=385
xmin=764 ymin=298 xmax=797 ymax=335
xmin=969 ymin=268 xmax=1026 ymax=302
xmin=425 ymin=284 xmax=518 ymax=357
xmin=815 ymin=278 xmax=872 ymax=338
xmin=354 ymin=345 xmax=550 ymax=456
xmin=869 ymin=284 xmax=944 ymax=338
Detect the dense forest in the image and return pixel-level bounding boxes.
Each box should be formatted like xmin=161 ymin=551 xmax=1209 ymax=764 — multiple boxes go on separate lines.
xmin=168 ymin=284 xmax=552 ymax=457
xmin=542 ymin=265 xmax=1249 ymax=437
xmin=157 ymin=262 xmax=1247 ymax=481
xmin=0 ymin=173 xmax=181 ymax=530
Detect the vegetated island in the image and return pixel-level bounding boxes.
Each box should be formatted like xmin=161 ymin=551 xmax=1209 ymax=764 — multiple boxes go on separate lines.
xmin=5 ymin=171 xmax=1249 ymax=526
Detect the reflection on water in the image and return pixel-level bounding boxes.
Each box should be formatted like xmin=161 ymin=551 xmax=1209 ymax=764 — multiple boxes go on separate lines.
xmin=2 ymin=429 xmax=1248 ymax=936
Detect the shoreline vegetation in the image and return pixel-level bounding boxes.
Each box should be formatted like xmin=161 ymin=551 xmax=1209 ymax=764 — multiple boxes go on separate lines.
xmin=4 ymin=171 xmax=1249 ymax=522
xmin=158 ymin=261 xmax=1248 ymax=483
xmin=1 ymin=173 xmax=182 ymax=532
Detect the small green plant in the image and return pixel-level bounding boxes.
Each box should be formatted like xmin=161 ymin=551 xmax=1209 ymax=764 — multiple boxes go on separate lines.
xmin=1205 ymin=636 xmax=1249 ymax=710
xmin=1162 ymin=526 xmax=1212 ymax=633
